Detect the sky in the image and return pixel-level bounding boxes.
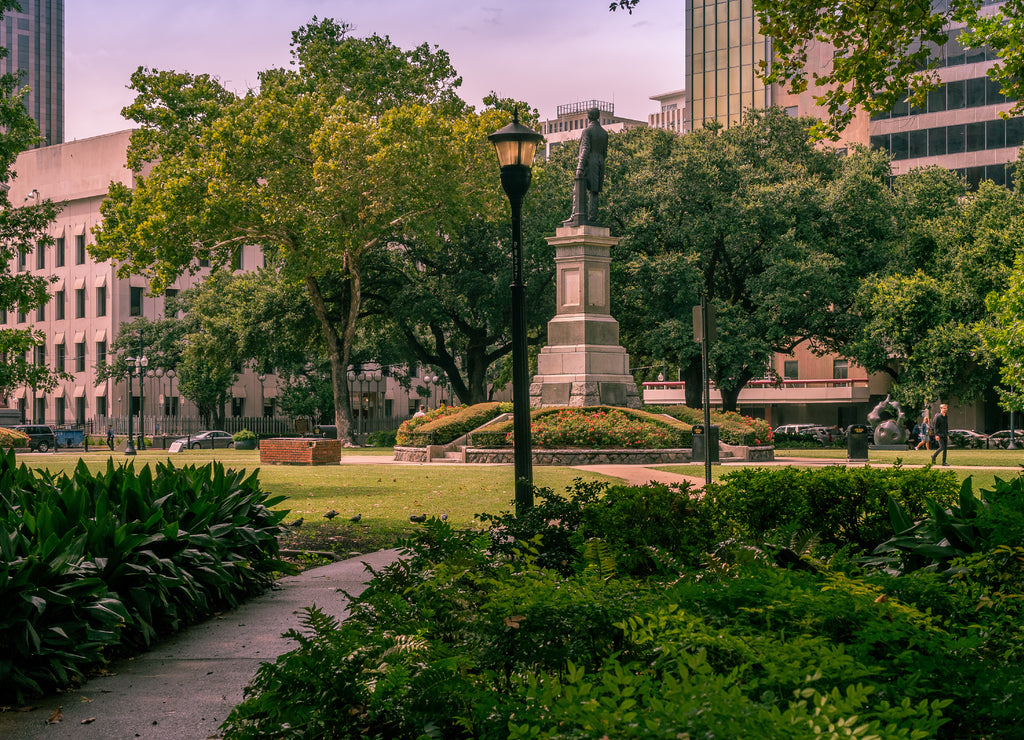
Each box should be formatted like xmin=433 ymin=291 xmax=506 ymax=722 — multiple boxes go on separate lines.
xmin=64 ymin=0 xmax=685 ymax=142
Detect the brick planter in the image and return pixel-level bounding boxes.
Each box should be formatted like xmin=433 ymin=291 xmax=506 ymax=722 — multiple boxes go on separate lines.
xmin=259 ymin=437 xmax=341 ymax=465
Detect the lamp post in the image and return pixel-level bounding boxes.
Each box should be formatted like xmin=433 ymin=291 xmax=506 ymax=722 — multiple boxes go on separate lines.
xmin=489 ymin=109 xmax=543 ymax=514
xmin=123 ymin=354 xmax=147 ymax=456
xmin=424 ymin=374 xmax=439 ymax=410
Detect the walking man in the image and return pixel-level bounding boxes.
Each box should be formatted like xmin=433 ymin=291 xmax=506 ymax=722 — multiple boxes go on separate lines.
xmin=931 ymin=404 xmax=949 ymax=465
xmin=106 ymin=425 xmax=115 ymax=451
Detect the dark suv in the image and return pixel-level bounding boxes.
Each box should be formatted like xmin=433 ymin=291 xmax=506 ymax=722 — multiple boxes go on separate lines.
xmin=13 ymin=424 xmax=56 ymax=452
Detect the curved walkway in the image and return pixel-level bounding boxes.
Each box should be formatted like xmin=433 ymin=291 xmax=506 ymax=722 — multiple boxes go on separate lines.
xmin=0 ymin=549 xmax=400 ymax=740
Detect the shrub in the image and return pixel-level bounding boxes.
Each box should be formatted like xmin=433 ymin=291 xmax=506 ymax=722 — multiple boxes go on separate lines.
xmin=470 ymin=406 xmax=691 ymax=449
xmin=704 ymin=465 xmax=959 ymax=553
xmin=396 ymin=403 xmax=502 ymax=447
xmin=366 ymin=428 xmax=398 ymax=447
xmin=649 ymin=405 xmax=772 ymax=446
xmin=0 ymin=451 xmax=292 ymax=702
xmin=0 ymin=427 xmax=28 ymax=448
xmin=232 ymin=428 xmax=257 ymax=441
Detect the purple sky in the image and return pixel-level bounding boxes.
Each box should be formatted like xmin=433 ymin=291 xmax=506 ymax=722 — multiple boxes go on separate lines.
xmin=64 ymin=0 xmax=685 ymax=141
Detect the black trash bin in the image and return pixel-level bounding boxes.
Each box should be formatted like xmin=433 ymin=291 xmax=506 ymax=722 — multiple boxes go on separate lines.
xmin=847 ymin=424 xmax=870 ymax=461
xmin=692 ymin=423 xmax=720 ymax=463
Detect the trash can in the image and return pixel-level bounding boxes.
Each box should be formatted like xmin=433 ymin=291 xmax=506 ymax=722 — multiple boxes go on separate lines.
xmin=847 ymin=424 xmax=870 ymax=461
xmin=692 ymin=423 xmax=720 ymax=463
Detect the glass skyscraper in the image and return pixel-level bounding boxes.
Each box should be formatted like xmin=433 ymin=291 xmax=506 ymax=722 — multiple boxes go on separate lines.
xmin=0 ymin=0 xmax=63 ymax=146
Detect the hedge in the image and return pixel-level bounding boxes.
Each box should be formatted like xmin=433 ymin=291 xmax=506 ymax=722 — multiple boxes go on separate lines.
xmin=396 ymin=403 xmax=503 ymax=447
xmin=468 ymin=406 xmax=692 ymax=448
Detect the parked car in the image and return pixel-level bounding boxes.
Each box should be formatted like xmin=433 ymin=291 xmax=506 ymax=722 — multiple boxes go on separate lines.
xmin=12 ymin=424 xmax=57 ymax=452
xmin=173 ymin=430 xmax=235 ymax=449
xmin=947 ymin=429 xmax=988 ymax=449
xmin=985 ymin=430 xmax=1024 ymax=449
xmin=772 ymin=424 xmax=837 ymax=447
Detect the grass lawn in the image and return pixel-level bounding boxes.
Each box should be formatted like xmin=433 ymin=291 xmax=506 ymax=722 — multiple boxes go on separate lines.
xmin=15 ymin=447 xmax=618 ymax=558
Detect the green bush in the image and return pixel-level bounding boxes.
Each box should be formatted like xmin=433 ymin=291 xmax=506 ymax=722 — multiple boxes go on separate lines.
xmin=0 ymin=427 xmax=28 ymax=448
xmin=648 ymin=405 xmax=773 ymax=445
xmin=0 ymin=450 xmax=292 ymax=702
xmin=366 ymin=428 xmax=398 ymax=447
xmin=396 ymin=403 xmax=502 ymax=447
xmin=232 ymin=428 xmax=257 ymax=441
xmin=703 ymin=465 xmax=959 ymax=553
xmin=470 ymin=406 xmax=691 ymax=449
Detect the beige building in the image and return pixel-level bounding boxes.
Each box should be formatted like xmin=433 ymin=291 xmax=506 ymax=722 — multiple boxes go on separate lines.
xmin=648 ymin=89 xmax=687 ymax=133
xmin=539 ymin=100 xmax=646 ymax=158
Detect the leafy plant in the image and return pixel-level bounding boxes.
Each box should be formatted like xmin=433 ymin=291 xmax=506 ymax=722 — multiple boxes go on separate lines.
xmin=232 ymin=428 xmax=257 ymax=441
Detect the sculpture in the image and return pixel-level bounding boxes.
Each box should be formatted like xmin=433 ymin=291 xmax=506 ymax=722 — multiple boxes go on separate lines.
xmin=867 ymin=394 xmax=908 ymax=445
xmin=564 ymin=107 xmax=608 ymax=227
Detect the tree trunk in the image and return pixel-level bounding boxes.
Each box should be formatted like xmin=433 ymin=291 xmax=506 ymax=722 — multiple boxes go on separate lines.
xmin=305 ymin=274 xmax=355 ymax=445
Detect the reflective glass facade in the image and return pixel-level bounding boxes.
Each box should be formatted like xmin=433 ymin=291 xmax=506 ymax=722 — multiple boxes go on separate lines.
xmin=686 ymin=0 xmax=771 ymax=130
xmin=0 ymin=0 xmax=64 ymax=146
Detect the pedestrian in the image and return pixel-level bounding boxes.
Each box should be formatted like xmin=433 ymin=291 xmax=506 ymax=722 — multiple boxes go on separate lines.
xmin=413 ymin=405 xmax=426 ymax=418
xmin=931 ymin=403 xmax=950 ymax=465
xmin=915 ymin=410 xmax=931 ymax=451
xmin=106 ymin=425 xmax=115 ymax=450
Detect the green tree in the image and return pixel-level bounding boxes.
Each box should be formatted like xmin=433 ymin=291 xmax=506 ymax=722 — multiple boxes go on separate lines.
xmin=92 ymin=19 xmax=496 ymax=444
xmin=603 ymin=111 xmax=895 ymax=411
xmin=0 ymin=0 xmax=64 ymax=403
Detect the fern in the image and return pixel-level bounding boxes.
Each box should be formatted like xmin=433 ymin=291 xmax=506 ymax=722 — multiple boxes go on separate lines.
xmin=583 ymin=539 xmax=618 ymax=581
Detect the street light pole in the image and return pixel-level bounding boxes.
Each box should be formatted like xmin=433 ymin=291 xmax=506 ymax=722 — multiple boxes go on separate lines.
xmin=125 ymin=357 xmax=137 ymax=456
xmin=489 ymin=109 xmax=543 ymax=515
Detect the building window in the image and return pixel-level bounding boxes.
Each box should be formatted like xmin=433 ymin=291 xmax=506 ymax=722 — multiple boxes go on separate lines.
xmin=129 ymin=286 xmax=144 ymax=317
xmin=17 ymin=247 xmax=26 ymax=271
xmin=164 ymin=288 xmax=178 ymax=317
xmin=55 ymin=290 xmax=65 ymax=320
xmin=783 ymin=360 xmax=798 ymax=380
xmin=55 ymin=237 xmax=65 ymax=267
xmin=35 ymin=242 xmax=45 ymax=269
xmin=95 ymin=395 xmax=107 ymax=418
xmin=55 ymin=342 xmax=66 ymax=371
xmin=833 ymin=359 xmax=849 ymax=379
xmin=34 ymin=344 xmax=46 ymax=366
xmin=17 ymin=309 xmax=26 ymax=323
xmin=163 ymin=396 xmax=179 ymax=416
xmin=75 ymin=342 xmax=86 ymax=373
xmin=96 ymin=285 xmax=106 ymax=317
xmin=231 ymin=247 xmax=242 ymax=271
xmin=75 ymin=288 xmax=86 ymax=318
xmin=75 ymin=234 xmax=86 ymax=264
xmin=36 ymin=304 xmax=45 ymax=321
xmin=96 ymin=341 xmax=107 ymax=368
xmin=77 ymin=396 xmax=88 ymax=425
xmin=55 ymin=396 xmax=65 ymax=426
xmin=231 ymin=397 xmax=245 ymax=417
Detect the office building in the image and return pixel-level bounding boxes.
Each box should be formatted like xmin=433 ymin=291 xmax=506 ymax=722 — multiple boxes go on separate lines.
xmin=539 ymin=100 xmax=646 ymax=158
xmin=648 ymin=89 xmax=687 ymax=133
xmin=0 ymin=0 xmax=63 ymax=146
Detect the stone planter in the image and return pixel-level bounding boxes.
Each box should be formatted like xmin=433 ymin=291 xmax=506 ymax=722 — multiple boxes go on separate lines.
xmin=233 ymin=439 xmax=257 ymax=450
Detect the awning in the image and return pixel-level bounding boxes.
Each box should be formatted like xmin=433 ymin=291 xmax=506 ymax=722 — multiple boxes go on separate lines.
xmin=52 ymin=278 xmax=64 ymax=291
xmin=73 ymin=386 xmax=86 ymax=398
xmin=35 ymin=388 xmax=47 ymax=399
xmin=94 ymin=274 xmax=107 ymax=288
xmin=94 ymin=329 xmax=106 ymax=342
xmin=53 ymin=331 xmax=65 ymax=345
xmin=74 ymin=223 xmax=86 ymax=235
xmin=74 ymin=276 xmax=85 ymax=290
xmin=74 ymin=331 xmax=85 ymax=343
xmin=232 ymin=386 xmax=247 ymax=398
xmin=94 ymin=384 xmax=107 ymax=397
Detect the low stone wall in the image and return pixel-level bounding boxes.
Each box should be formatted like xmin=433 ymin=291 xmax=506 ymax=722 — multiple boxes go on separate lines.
xmin=721 ymin=444 xmax=775 ymax=463
xmin=394 ymin=446 xmax=692 ymax=465
xmin=260 ymin=437 xmax=342 ymax=465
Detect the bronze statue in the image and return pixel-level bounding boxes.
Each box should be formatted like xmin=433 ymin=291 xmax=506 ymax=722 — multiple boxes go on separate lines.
xmin=867 ymin=394 xmax=908 ymax=445
xmin=564 ymin=107 xmax=608 ymax=227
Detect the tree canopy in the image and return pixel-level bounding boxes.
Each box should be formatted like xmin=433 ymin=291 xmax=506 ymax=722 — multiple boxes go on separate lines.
xmin=92 ymin=19 xmax=508 ymax=443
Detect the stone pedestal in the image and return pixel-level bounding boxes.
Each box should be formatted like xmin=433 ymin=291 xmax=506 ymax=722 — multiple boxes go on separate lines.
xmin=530 ymin=224 xmax=640 ymax=409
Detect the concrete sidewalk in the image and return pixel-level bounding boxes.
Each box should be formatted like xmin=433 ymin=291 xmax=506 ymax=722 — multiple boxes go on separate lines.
xmin=0 ymin=549 xmax=400 ymax=740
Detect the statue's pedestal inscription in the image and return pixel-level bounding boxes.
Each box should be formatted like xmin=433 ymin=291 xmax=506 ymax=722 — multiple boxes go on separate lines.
xmin=530 ymin=224 xmax=640 ymax=409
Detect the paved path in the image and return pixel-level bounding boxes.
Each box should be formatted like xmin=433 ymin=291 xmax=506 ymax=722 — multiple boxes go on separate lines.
xmin=0 ymin=549 xmax=399 ymax=740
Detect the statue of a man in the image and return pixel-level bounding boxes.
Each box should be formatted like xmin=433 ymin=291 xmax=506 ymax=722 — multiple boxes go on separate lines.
xmin=565 ymin=107 xmax=608 ymax=226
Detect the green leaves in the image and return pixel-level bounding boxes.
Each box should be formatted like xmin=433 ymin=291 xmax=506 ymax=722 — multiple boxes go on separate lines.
xmin=0 ymin=450 xmax=292 ymax=702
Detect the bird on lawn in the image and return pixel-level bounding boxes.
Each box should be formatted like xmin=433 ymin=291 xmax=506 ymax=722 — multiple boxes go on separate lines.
xmin=409 ymin=514 xmax=427 ymax=523
xmin=324 ymin=510 xmax=339 ymax=520
xmin=440 ymin=513 xmax=448 ymax=521
xmin=289 ymin=517 xmax=304 ymax=528
xmin=349 ymin=513 xmax=362 ymax=523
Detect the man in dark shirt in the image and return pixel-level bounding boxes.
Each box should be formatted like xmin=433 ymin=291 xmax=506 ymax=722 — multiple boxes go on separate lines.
xmin=931 ymin=403 xmax=949 ymax=465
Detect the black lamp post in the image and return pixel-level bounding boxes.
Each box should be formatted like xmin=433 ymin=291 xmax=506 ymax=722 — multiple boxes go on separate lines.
xmin=489 ymin=109 xmax=543 ymax=514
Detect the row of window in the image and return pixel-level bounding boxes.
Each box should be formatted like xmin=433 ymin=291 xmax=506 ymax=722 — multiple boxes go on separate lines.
xmin=870 ymin=115 xmax=1024 ymax=160
xmin=2 ymin=285 xmax=152 ymax=323
xmin=17 ymin=235 xmax=88 ymax=271
xmin=872 ymin=77 xmax=1015 ymax=121
xmin=782 ymin=359 xmax=849 ymax=380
